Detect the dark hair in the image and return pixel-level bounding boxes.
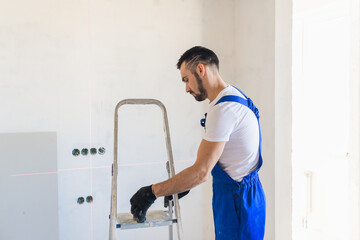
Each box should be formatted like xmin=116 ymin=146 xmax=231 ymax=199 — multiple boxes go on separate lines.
xmin=176 ymin=46 xmax=219 ymax=72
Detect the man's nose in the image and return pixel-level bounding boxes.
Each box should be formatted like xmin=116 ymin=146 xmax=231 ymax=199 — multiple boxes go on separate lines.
xmin=185 ymin=83 xmax=190 ymax=93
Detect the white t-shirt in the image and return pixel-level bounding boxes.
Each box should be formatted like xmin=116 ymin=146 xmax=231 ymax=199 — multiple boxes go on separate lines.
xmin=203 ymin=85 xmax=260 ymax=182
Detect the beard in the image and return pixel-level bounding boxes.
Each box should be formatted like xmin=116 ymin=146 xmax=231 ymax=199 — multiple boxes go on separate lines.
xmin=192 ymin=71 xmax=207 ymax=102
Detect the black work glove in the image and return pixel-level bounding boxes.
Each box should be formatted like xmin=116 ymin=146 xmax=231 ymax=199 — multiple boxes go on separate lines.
xmin=164 ymin=190 xmax=190 ymax=208
xmin=130 ymin=185 xmax=157 ymax=223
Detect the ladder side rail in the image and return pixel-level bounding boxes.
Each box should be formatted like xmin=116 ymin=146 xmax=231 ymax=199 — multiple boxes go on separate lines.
xmin=158 ymin=103 xmax=183 ymax=240
xmin=110 ymin=99 xmax=141 ymax=239
xmin=166 ymin=161 xmax=174 ymax=240
xmin=110 ymin=99 xmax=129 ymax=240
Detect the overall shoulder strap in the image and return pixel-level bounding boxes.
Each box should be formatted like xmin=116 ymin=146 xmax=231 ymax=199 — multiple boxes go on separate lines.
xmin=214 ymin=95 xmax=248 ymax=107
xmin=214 ymin=86 xmax=259 ymax=119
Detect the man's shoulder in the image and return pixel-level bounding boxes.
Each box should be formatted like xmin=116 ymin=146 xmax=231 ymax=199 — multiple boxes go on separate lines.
xmin=212 ymin=86 xmax=247 ymax=110
xmin=222 ymin=85 xmax=246 ymax=99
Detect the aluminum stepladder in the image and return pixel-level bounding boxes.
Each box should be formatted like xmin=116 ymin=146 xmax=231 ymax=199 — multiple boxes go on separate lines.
xmin=109 ymin=99 xmax=183 ymax=240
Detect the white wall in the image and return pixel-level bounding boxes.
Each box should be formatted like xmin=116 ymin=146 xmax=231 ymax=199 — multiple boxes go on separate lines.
xmin=0 ymin=0 xmax=209 ymax=239
xmin=233 ymin=1 xmax=293 ymax=240
xmin=234 ymin=1 xmax=276 ymax=239
xmin=275 ymin=0 xmax=293 ymax=239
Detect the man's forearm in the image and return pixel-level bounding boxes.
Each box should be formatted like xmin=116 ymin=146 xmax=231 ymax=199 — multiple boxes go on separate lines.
xmin=152 ymin=164 xmax=208 ymax=197
xmin=152 ymin=140 xmax=226 ymax=198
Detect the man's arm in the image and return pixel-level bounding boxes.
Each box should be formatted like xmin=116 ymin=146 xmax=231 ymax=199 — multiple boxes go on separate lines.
xmin=152 ymin=139 xmax=226 ymax=197
xmin=130 ymin=139 xmax=225 ymax=222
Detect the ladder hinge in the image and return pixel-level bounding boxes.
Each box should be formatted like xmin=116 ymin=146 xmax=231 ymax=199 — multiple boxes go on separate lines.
xmin=166 ymin=161 xmax=170 ymax=174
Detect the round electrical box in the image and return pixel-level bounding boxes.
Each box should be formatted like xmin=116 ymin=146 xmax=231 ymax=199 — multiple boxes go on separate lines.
xmin=98 ymin=147 xmax=106 ymax=155
xmin=72 ymin=149 xmax=80 ymax=156
xmin=90 ymin=148 xmax=97 ymax=155
xmin=86 ymin=196 xmax=93 ymax=203
xmin=77 ymin=197 xmax=85 ymax=204
xmin=81 ymin=148 xmax=89 ymax=156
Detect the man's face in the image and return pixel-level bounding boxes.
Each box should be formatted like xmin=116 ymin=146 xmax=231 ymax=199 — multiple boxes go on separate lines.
xmin=180 ymin=62 xmax=207 ymax=102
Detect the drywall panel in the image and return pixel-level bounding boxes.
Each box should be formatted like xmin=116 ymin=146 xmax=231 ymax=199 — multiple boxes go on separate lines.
xmin=0 ymin=132 xmax=58 ymax=240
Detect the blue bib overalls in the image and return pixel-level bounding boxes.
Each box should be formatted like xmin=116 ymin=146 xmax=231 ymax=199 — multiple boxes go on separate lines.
xmin=201 ymin=86 xmax=266 ymax=240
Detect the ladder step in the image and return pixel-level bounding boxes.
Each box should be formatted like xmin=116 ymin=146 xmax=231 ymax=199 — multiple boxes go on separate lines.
xmin=116 ymin=210 xmax=177 ymax=230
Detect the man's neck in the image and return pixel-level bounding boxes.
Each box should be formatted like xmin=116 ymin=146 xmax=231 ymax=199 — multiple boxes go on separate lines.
xmin=206 ymin=75 xmax=228 ymax=102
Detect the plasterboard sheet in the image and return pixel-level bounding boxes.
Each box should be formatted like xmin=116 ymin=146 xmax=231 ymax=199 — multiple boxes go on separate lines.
xmin=0 ymin=132 xmax=59 ymax=240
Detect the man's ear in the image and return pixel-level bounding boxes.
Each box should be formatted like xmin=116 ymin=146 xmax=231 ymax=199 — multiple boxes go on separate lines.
xmin=197 ymin=63 xmax=206 ymax=77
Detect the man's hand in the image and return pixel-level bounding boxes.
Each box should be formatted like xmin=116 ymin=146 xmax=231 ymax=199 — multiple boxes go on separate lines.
xmin=130 ymin=185 xmax=157 ymax=223
xmin=164 ymin=190 xmax=190 ymax=208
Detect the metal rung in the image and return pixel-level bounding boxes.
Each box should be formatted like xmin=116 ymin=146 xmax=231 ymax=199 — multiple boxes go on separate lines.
xmin=116 ymin=210 xmax=177 ymax=229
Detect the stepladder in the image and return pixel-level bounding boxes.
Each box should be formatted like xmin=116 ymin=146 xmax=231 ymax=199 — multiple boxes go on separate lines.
xmin=109 ymin=99 xmax=183 ymax=240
